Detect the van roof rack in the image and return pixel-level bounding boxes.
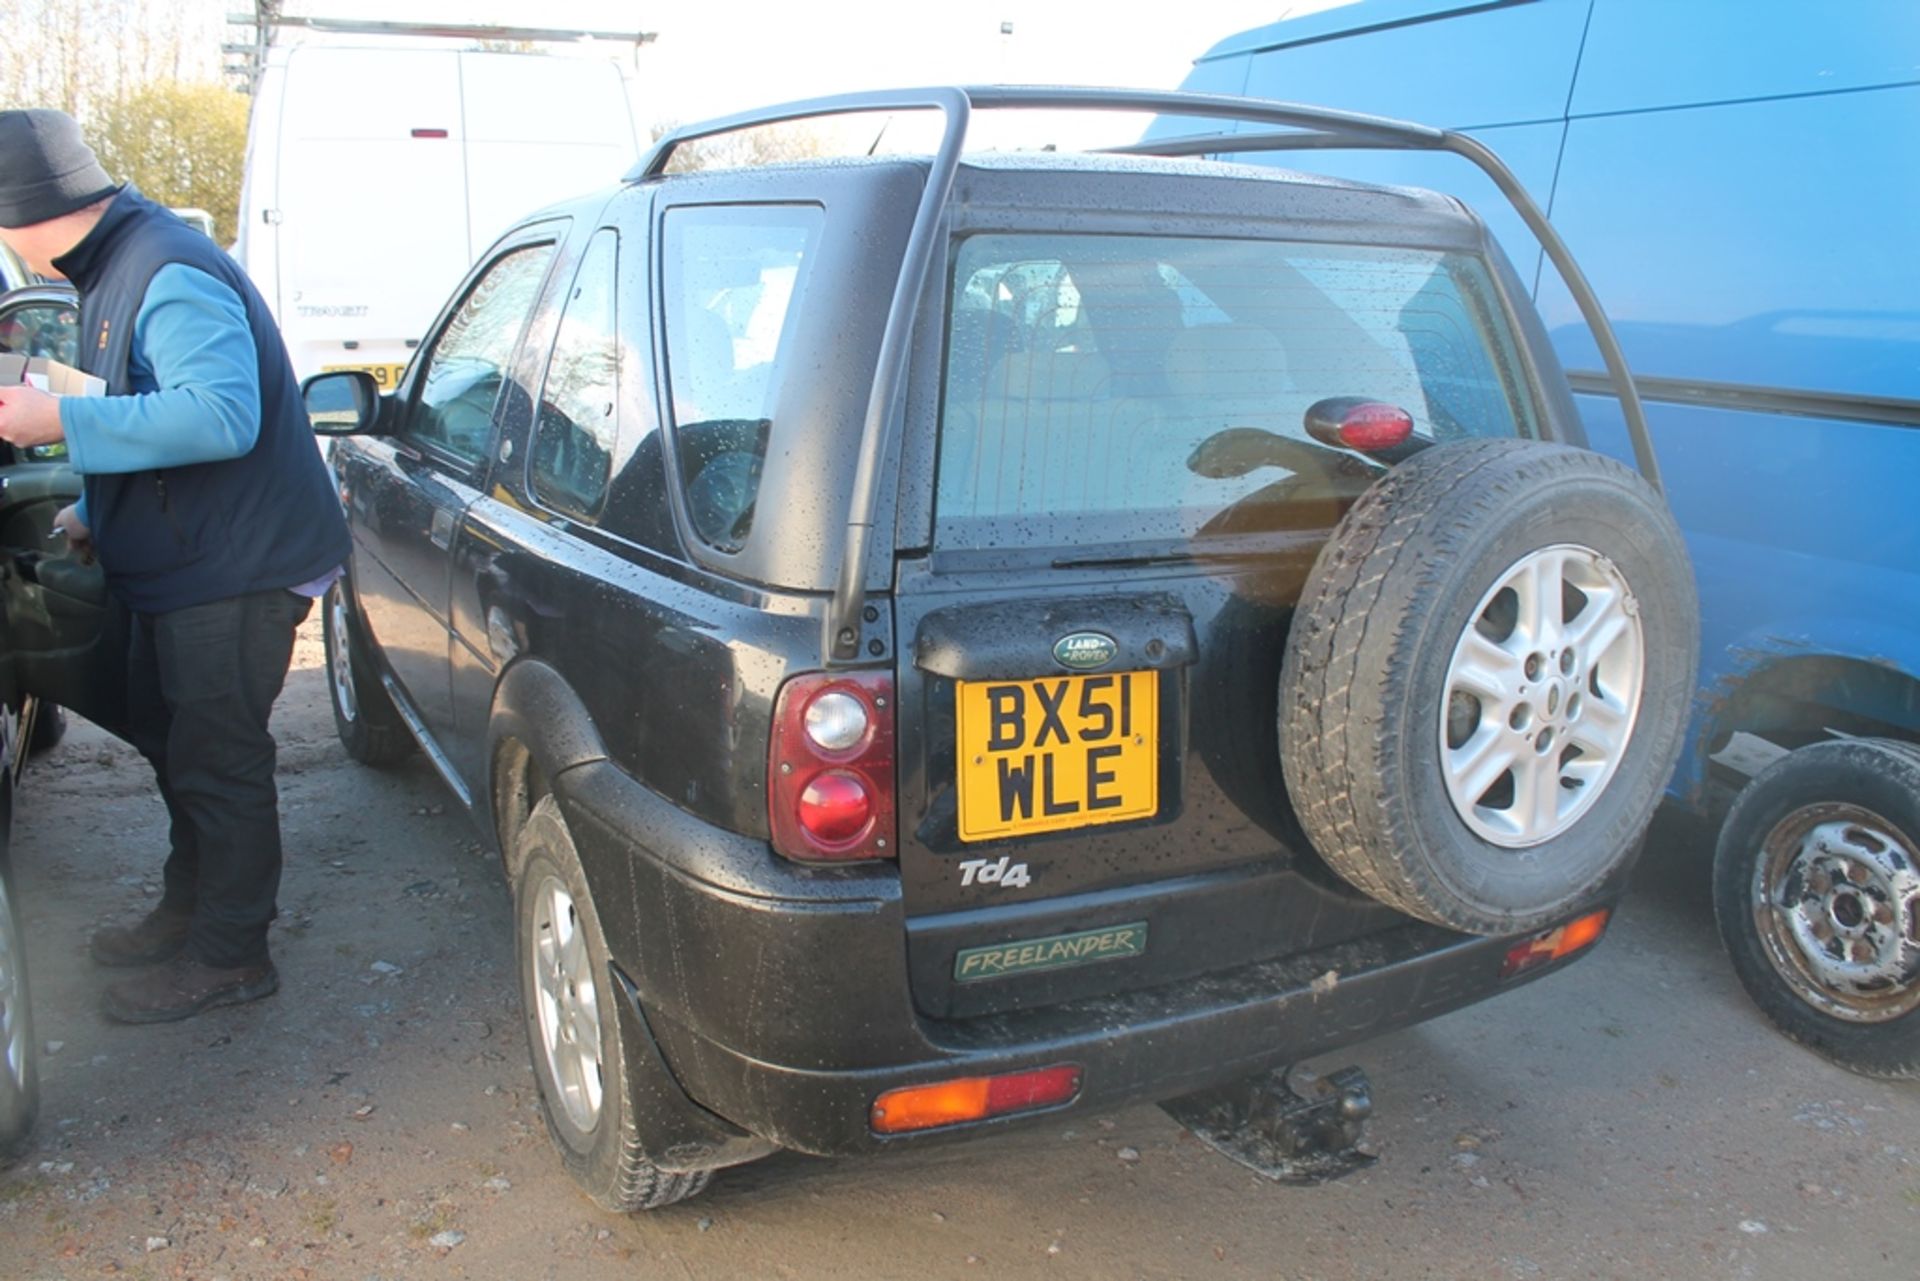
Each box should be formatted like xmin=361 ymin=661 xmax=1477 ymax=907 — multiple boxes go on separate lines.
xmin=231 ymin=14 xmax=657 ymax=46
xmin=633 ymin=85 xmax=1657 ymax=666
xmin=224 ymin=8 xmax=654 ymax=91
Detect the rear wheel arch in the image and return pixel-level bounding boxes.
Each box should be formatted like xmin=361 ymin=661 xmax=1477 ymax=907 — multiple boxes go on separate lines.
xmin=1699 ymin=653 xmax=1920 ymax=815
xmin=1707 ymin=653 xmax=1920 ymax=754
xmin=486 ymin=659 xmax=607 ymax=878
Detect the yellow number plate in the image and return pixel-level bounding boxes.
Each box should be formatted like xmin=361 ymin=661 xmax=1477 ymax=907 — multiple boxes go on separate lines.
xmin=323 ymin=361 xmax=407 ymax=390
xmin=955 ymin=671 xmax=1158 ymax=843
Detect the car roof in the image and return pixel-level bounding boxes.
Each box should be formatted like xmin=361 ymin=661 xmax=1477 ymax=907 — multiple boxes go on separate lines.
xmin=508 ymin=146 xmax=1479 ymax=250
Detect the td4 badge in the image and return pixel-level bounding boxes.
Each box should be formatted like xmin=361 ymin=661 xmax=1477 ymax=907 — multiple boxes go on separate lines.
xmin=958 ymin=855 xmax=1032 ymax=889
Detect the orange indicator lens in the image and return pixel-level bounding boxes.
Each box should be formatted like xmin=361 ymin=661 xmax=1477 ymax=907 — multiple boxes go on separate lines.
xmin=871 ymin=1065 xmax=1082 ymax=1135
xmin=1499 ymin=908 xmax=1611 ymax=979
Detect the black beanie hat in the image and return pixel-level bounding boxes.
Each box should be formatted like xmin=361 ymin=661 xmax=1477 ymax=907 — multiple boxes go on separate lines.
xmin=0 ymin=109 xmax=118 ymax=229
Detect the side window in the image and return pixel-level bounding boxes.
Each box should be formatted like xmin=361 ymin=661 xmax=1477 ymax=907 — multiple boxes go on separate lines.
xmin=596 ymin=225 xmax=678 ymax=556
xmin=410 ymin=242 xmax=553 ymax=465
xmin=530 ymin=231 xmax=619 ymax=520
xmin=661 ymin=204 xmax=821 ymax=552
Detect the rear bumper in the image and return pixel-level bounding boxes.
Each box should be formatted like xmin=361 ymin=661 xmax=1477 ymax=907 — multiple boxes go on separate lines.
xmin=645 ymin=916 xmax=1597 ymax=1157
xmin=557 ymin=759 xmax=1611 ymax=1159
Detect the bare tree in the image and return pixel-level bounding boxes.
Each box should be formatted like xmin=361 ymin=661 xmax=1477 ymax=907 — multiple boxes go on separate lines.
xmin=0 ymin=1 xmax=226 ymax=119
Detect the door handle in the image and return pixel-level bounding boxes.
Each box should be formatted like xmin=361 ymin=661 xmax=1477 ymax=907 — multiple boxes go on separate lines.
xmin=430 ymin=508 xmax=455 ymax=549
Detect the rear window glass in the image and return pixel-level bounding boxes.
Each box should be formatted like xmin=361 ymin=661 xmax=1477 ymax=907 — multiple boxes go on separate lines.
xmin=936 ymin=233 xmax=1538 ymax=550
xmin=661 ymin=204 xmax=822 ymax=552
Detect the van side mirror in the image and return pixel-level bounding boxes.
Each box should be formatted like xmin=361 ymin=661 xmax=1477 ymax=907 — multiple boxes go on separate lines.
xmin=302 ymin=370 xmax=383 ymax=436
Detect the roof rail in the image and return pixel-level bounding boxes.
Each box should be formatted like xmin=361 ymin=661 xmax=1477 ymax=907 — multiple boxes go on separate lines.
xmin=631 ymin=86 xmax=1656 ymax=667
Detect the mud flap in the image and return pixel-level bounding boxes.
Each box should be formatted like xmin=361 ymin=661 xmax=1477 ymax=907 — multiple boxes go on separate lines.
xmin=608 ymin=964 xmax=779 ymax=1174
xmin=1160 ymin=1064 xmax=1375 ymax=1184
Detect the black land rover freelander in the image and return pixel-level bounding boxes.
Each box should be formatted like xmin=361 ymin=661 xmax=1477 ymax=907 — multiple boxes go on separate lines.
xmin=299 ymin=88 xmax=1696 ymax=1208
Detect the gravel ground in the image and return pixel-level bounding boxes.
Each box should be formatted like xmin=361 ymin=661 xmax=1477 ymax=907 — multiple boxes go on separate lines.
xmin=1 ymin=616 xmax=1915 ymax=1280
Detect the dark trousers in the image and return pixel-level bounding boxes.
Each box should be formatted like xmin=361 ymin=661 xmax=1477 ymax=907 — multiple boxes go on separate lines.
xmin=124 ymin=588 xmax=312 ymax=968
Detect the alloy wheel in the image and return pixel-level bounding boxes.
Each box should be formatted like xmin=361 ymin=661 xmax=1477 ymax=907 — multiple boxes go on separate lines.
xmin=328 ymin=590 xmax=359 ymax=725
xmin=1441 ymin=543 xmax=1646 ymax=847
xmin=528 ymin=874 xmax=604 ymax=1134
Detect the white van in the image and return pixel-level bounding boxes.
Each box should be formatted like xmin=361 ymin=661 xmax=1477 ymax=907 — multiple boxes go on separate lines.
xmin=234 ymin=43 xmax=641 ymax=386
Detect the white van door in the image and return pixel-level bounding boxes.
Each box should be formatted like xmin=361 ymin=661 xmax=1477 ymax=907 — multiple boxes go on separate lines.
xmin=458 ymin=53 xmax=640 ymax=257
xmin=270 ymin=46 xmax=473 ymax=387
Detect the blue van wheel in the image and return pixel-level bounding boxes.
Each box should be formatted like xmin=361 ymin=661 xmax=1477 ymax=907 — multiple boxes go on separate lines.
xmin=1714 ymin=738 xmax=1920 ymax=1079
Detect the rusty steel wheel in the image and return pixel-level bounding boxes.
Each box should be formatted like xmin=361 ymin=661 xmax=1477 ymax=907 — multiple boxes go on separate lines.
xmin=1715 ymin=738 xmax=1920 ymax=1079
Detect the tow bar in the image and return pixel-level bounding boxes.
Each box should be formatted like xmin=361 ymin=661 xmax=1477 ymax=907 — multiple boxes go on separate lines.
xmin=1160 ymin=1064 xmax=1376 ymax=1185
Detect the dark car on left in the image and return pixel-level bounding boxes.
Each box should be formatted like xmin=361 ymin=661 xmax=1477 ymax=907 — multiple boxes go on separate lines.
xmin=0 ymin=258 xmax=113 ymax=1162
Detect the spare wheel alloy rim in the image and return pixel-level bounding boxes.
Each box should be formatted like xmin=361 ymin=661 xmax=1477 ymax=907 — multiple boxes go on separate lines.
xmin=1754 ymin=803 xmax=1920 ymax=1023
xmin=1440 ymin=543 xmax=1646 ymax=847
xmin=529 ymin=874 xmax=604 ymax=1134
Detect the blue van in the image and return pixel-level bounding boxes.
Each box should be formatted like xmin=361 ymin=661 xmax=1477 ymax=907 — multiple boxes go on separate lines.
xmin=1162 ymin=0 xmax=1920 ymax=1076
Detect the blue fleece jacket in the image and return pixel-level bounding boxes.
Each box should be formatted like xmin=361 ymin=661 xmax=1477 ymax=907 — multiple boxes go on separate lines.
xmin=51 ymin=186 xmax=346 ymax=613
xmin=60 ymin=263 xmax=261 ymax=526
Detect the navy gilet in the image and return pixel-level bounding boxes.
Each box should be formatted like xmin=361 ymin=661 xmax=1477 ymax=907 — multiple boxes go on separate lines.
xmin=52 ymin=187 xmax=348 ymax=613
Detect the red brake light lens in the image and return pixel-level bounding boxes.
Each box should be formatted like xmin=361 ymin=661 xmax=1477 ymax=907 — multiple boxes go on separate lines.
xmin=770 ymin=672 xmax=895 ymax=862
xmin=798 ymin=770 xmax=872 ymax=844
xmin=1336 ymin=401 xmax=1415 ymax=452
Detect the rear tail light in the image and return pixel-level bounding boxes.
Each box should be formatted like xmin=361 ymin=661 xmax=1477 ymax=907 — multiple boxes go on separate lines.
xmin=870 ymin=1064 xmax=1083 ymax=1135
xmin=1499 ymin=908 xmax=1611 ymax=979
xmin=770 ymin=671 xmax=895 ymax=862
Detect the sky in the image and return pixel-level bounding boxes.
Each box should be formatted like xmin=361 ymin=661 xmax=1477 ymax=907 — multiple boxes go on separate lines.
xmin=241 ymin=1 xmax=1356 ymax=147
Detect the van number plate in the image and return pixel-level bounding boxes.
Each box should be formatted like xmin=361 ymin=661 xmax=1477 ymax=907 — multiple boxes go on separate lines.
xmin=954 ymin=671 xmax=1158 ymax=842
xmin=322 ymin=361 xmax=407 ymax=390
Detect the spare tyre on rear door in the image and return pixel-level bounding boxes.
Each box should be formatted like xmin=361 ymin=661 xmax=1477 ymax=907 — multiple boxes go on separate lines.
xmin=1280 ymin=438 xmax=1697 ymax=936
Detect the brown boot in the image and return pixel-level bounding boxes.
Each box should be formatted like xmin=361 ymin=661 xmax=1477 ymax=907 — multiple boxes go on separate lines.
xmin=89 ymin=904 xmax=193 ymax=968
xmin=101 ymin=954 xmax=278 ymax=1024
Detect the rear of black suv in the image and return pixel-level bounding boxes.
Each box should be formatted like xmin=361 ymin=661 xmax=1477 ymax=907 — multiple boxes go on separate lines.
xmin=552 ymin=159 xmax=1662 ymax=1164
xmin=314 ymin=91 xmax=1694 ymax=1212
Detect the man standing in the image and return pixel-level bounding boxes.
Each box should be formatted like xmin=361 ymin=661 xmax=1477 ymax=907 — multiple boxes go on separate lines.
xmin=0 ymin=109 xmax=348 ymax=1022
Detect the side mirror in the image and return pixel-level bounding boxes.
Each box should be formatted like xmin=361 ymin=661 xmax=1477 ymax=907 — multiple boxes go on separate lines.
xmin=302 ymin=370 xmax=382 ymax=436
xmin=0 ymin=297 xmax=80 ymax=365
